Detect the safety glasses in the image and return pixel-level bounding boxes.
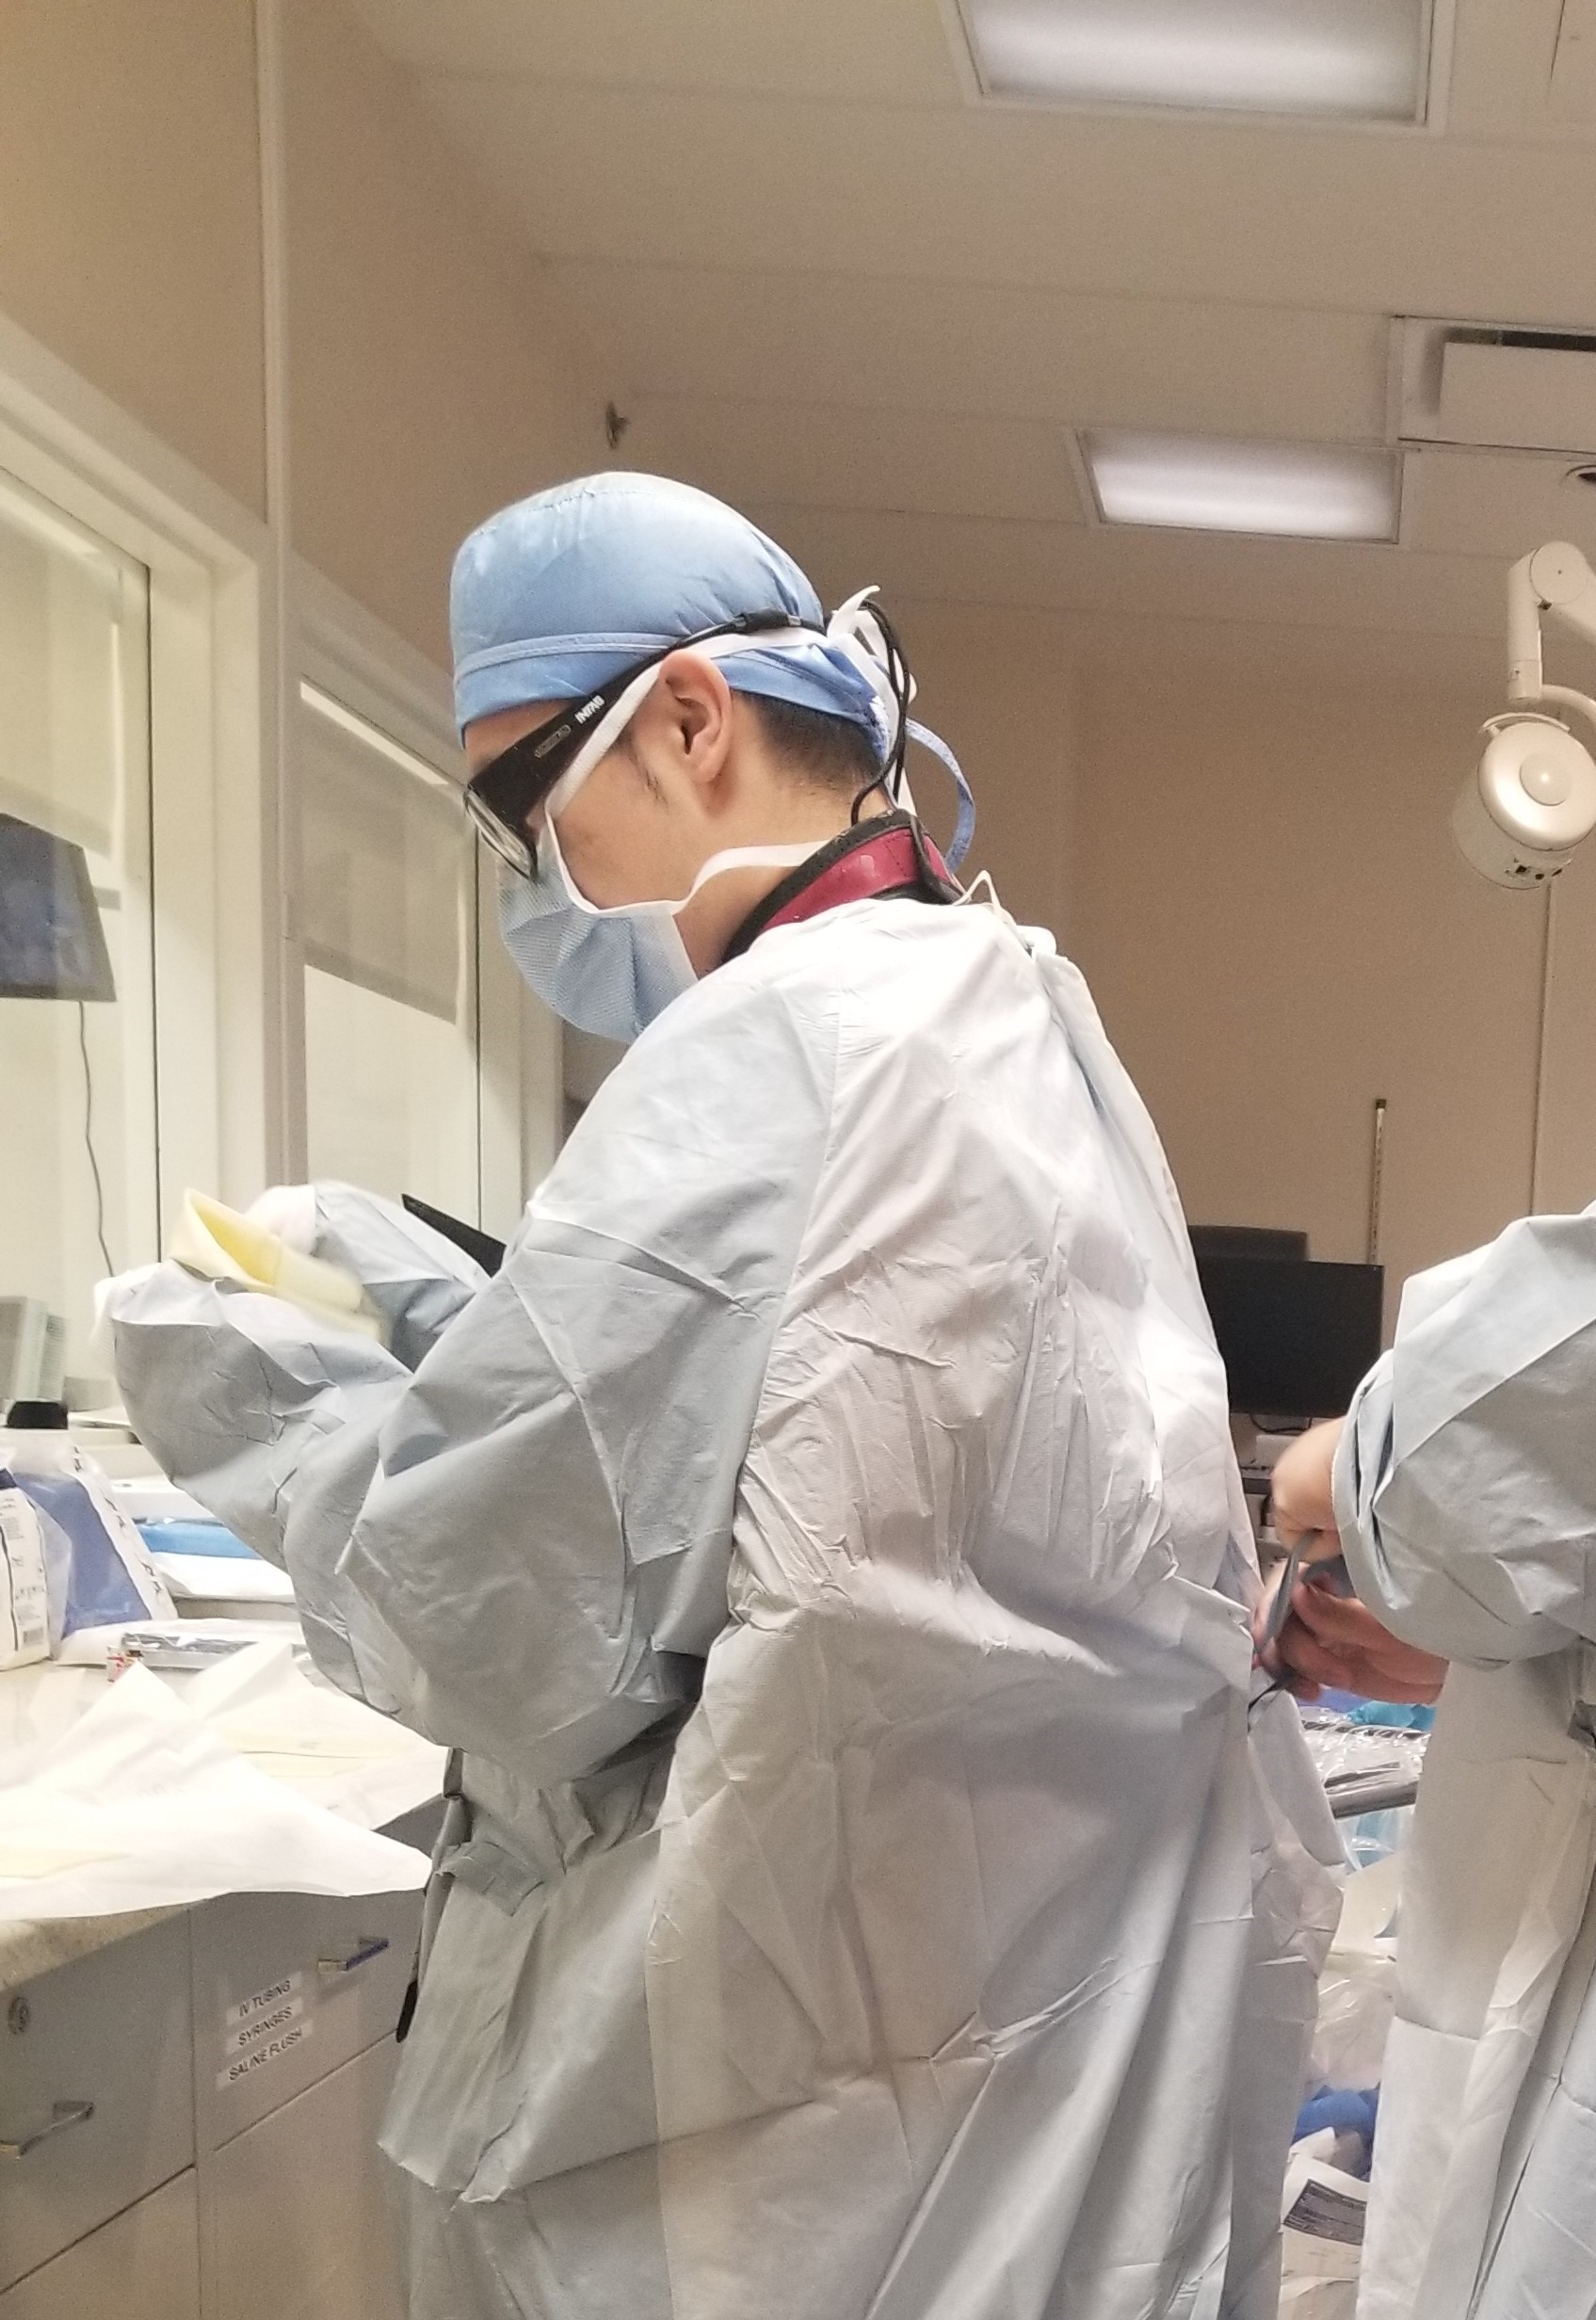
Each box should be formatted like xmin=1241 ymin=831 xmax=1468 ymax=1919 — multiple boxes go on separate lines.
xmin=463 ymin=609 xmax=801 ymax=878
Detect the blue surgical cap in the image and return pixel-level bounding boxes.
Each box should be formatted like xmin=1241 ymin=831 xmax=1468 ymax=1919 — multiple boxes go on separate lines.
xmin=450 ymin=472 xmax=885 ymax=755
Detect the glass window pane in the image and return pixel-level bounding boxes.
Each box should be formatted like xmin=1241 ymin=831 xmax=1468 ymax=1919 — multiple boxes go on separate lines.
xmin=298 ymin=686 xmax=480 ymax=1220
xmin=0 ymin=473 xmax=154 ymax=1401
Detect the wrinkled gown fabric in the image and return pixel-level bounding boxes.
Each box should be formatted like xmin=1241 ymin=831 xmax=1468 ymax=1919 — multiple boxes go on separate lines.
xmin=105 ymin=896 xmax=1339 ymax=2320
xmin=1335 ymin=1206 xmax=1596 ymax=2320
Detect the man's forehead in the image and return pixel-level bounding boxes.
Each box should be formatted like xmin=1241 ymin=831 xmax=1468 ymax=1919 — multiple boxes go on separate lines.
xmin=463 ymin=699 xmax=564 ymax=770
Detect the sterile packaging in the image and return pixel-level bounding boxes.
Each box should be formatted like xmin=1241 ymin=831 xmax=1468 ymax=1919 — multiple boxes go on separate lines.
xmin=1342 ymin=1804 xmax=1413 ymax=1873
xmin=149 ymin=1553 xmax=296 ymax=1613
xmin=7 ymin=1463 xmax=175 ymax=1639
xmin=1279 ymin=2135 xmax=1369 ymax=2318
xmin=1300 ymin=1708 xmax=1427 ymax=1818
xmin=0 ymin=1479 xmax=54 ymax=1669
xmin=125 ymin=1489 xmax=297 ymax=1613
xmin=106 ymin=1475 xmax=210 ymax=1522
xmin=54 ymin=1616 xmax=290 ymax=1669
xmin=0 ymin=1654 xmax=430 ymax=1916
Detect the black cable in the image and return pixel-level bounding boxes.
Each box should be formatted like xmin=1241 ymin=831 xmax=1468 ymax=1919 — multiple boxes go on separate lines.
xmin=1248 ymin=1675 xmax=1287 ymax=1724
xmin=849 ymin=601 xmax=912 ymax=829
xmin=77 ymin=999 xmax=113 ymax=1275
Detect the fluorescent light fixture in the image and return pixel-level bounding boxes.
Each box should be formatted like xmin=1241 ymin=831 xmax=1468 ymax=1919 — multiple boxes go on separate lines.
xmin=1083 ymin=433 xmax=1398 ymax=540
xmin=963 ymin=0 xmax=1428 ymax=121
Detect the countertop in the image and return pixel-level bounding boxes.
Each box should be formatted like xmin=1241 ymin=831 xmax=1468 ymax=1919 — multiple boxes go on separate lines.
xmin=0 ymin=1644 xmax=443 ymax=1992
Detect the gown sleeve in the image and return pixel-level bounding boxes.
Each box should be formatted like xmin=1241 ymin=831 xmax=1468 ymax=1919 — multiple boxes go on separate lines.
xmin=105 ymin=969 xmax=837 ymax=1785
xmin=1334 ymin=1207 xmax=1596 ymax=1666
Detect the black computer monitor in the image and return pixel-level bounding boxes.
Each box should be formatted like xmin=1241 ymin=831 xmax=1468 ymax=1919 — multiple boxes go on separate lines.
xmin=1196 ymin=1253 xmax=1384 ymax=1419
xmin=0 ymin=813 xmax=115 ymax=1001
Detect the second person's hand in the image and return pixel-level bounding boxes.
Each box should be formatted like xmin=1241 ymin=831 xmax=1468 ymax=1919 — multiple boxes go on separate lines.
xmin=1268 ymin=1419 xmax=1345 ymax=1555
xmin=1272 ymin=1579 xmax=1448 ymax=1706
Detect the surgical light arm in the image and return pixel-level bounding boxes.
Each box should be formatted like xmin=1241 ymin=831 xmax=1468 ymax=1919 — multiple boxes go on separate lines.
xmin=1452 ymin=542 xmax=1596 ymax=888
xmin=1507 ymin=541 xmax=1596 ymax=733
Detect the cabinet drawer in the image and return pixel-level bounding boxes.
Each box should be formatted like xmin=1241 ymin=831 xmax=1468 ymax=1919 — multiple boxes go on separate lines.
xmin=191 ymin=1886 xmax=421 ymax=2149
xmin=204 ymin=2044 xmax=403 ymax=2320
xmin=0 ymin=1921 xmax=194 ymax=2291
xmin=0 ymin=2167 xmax=199 ymax=2320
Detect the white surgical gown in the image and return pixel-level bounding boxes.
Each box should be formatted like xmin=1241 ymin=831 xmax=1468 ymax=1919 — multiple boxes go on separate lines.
xmin=1334 ymin=1208 xmax=1596 ymax=2320
xmin=105 ymin=894 xmax=1338 ymax=2320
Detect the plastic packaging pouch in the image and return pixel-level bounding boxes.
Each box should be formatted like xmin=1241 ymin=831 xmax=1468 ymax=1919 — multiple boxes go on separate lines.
xmin=10 ymin=1467 xmax=175 ymax=1636
xmin=0 ymin=1478 xmax=55 ymax=1668
xmin=1344 ymin=1804 xmax=1414 ymax=1873
xmin=168 ymin=1189 xmax=386 ymax=1344
xmin=1311 ymin=1852 xmax=1402 ymax=2093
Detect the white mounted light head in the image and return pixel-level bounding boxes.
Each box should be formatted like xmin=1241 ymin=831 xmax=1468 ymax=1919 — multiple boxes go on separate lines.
xmin=1456 ymin=542 xmax=1596 ymax=889
xmin=1454 ymin=715 xmax=1596 ymax=888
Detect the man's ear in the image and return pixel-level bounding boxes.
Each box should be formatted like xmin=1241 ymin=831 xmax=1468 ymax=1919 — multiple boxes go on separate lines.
xmin=644 ymin=651 xmax=737 ymax=790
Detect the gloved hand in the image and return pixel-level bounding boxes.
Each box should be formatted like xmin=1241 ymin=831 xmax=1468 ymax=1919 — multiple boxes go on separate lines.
xmin=262 ymin=1184 xmax=490 ymax=1371
xmin=1256 ymin=1567 xmax=1448 ymax=1705
xmin=1260 ymin=1415 xmax=1448 ymax=1702
xmin=1269 ymin=1418 xmax=1344 ymax=1552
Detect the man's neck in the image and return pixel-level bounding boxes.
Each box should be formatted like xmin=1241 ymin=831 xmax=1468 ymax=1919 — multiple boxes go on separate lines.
xmin=675 ymin=801 xmax=889 ymax=973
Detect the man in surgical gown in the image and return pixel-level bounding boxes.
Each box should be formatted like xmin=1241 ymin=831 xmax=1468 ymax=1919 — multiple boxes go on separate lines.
xmin=1268 ymin=1207 xmax=1596 ymax=2320
xmin=104 ymin=474 xmax=1338 ymax=2320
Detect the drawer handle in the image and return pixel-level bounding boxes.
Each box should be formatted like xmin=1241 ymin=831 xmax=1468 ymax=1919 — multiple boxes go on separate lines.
xmin=317 ymin=1934 xmax=391 ymax=1977
xmin=0 ymin=2100 xmax=95 ymax=2159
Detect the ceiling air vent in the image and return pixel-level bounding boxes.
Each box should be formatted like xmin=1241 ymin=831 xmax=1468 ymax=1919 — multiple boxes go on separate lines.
xmin=1396 ymin=319 xmax=1596 ymax=457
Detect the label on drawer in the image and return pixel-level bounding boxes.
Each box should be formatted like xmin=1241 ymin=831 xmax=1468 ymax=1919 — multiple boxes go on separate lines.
xmin=218 ymin=2014 xmax=314 ymax=2090
xmin=222 ymin=1992 xmax=306 ymax=2058
xmin=224 ymin=1969 xmax=304 ymax=2030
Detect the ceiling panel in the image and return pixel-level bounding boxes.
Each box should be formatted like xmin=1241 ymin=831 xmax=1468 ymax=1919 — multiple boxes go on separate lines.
xmin=1402 ymin=444 xmax=1596 ymax=558
xmin=750 ymin=500 xmax=1504 ymax=635
xmin=418 ymin=72 xmax=1596 ymax=322
xmin=1049 ymin=610 xmax=1502 ymax=693
xmin=343 ymin=0 xmax=965 ymax=102
xmin=350 ymin=0 xmax=1596 ymax=144
xmin=559 ymin=265 xmax=1390 ymax=441
xmin=623 ymin=397 xmax=1085 ymax=524
xmin=344 ymin=0 xmax=1596 ymax=640
xmin=1550 ymin=0 xmax=1596 ymax=124
xmin=1442 ymin=0 xmax=1567 ymax=137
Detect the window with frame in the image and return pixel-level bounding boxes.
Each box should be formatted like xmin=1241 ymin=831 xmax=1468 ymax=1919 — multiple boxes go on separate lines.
xmin=297 ymin=682 xmax=486 ymax=1226
xmin=0 ymin=470 xmax=155 ymax=1402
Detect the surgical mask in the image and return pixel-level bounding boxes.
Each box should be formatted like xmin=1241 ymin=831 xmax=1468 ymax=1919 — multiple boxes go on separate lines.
xmin=499 ymin=819 xmax=816 ymax=1044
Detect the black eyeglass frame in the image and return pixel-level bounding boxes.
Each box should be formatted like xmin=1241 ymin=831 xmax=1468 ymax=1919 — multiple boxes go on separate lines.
xmin=463 ymin=609 xmax=804 ymax=878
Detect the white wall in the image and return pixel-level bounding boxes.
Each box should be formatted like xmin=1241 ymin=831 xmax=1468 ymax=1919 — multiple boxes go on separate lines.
xmin=1071 ymin=642 xmax=1558 ymax=1317
xmin=0 ymin=0 xmax=266 ymax=514
xmin=283 ymin=0 xmax=607 ymax=669
xmin=897 ymin=602 xmax=1080 ymax=942
xmin=1537 ymin=838 xmax=1596 ymax=1219
xmin=892 ymin=602 xmax=1594 ymax=1323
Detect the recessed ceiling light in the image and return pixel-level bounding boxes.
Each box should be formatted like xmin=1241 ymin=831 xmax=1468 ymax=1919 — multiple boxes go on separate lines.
xmin=1082 ymin=433 xmax=1399 ymax=540
xmin=961 ymin=0 xmax=1429 ymax=122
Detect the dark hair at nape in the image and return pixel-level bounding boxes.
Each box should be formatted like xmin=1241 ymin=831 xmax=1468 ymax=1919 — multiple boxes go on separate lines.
xmin=749 ymin=694 xmax=882 ymax=794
